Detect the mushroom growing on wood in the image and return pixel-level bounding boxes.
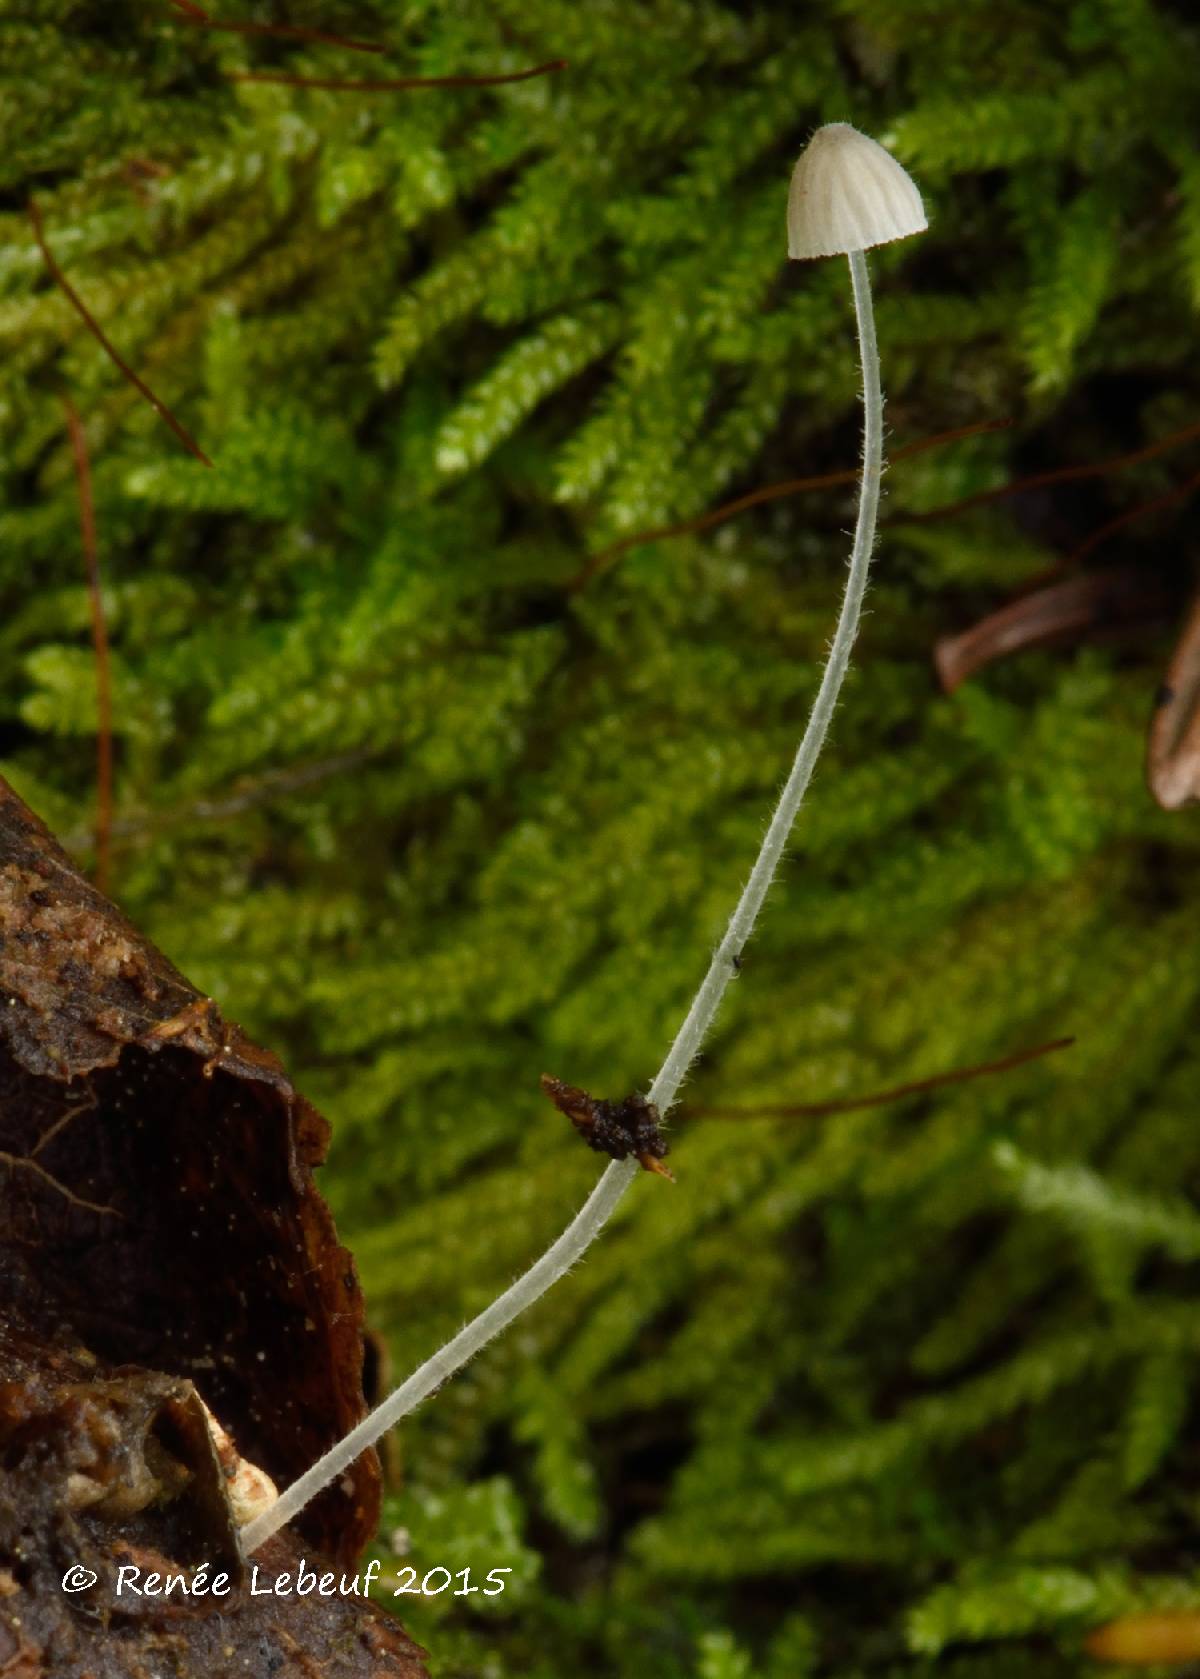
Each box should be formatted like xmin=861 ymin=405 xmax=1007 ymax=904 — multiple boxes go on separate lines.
xmin=0 ymin=776 xmax=425 ymax=1676
xmin=236 ymin=122 xmax=931 ymax=1562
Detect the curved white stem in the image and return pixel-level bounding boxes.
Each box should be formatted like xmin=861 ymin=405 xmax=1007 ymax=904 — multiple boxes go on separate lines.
xmin=241 ymin=248 xmax=883 ymax=1557
xmin=648 ymin=248 xmax=882 ymax=1118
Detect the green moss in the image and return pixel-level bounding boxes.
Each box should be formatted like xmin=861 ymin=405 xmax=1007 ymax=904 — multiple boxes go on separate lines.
xmin=4 ymin=2 xmax=1200 ymax=1675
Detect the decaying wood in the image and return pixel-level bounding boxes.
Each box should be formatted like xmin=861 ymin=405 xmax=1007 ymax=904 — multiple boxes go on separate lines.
xmin=0 ymin=776 xmax=426 ymax=1674
xmin=0 ymin=1305 xmax=425 ymax=1677
xmin=1147 ymin=590 xmax=1200 ymax=810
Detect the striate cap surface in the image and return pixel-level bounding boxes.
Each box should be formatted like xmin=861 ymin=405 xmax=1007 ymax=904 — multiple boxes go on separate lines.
xmin=788 ymin=122 xmax=927 ymax=260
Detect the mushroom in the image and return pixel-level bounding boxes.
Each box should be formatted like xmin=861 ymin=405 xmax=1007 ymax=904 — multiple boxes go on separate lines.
xmin=787 ymin=121 xmax=927 ymax=260
xmin=785 ymin=124 xmax=927 ymax=780
xmin=239 ymin=123 xmax=931 ymax=1559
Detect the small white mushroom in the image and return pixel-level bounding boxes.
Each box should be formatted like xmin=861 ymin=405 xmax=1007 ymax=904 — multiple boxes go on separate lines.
xmin=774 ymin=124 xmax=929 ymax=915
xmin=787 ymin=122 xmax=926 ymax=260
xmin=238 ymin=126 xmax=932 ymax=1562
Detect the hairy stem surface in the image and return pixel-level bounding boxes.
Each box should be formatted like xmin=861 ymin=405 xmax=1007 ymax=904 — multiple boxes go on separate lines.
xmin=241 ymin=248 xmax=883 ymax=1556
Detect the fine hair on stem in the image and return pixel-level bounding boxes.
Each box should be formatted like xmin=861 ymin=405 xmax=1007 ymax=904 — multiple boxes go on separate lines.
xmin=240 ymin=245 xmax=885 ymax=1556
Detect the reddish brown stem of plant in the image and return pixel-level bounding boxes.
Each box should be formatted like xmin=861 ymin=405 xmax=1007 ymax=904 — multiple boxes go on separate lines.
xmin=1067 ymin=462 xmax=1200 ymax=567
xmin=227 ymin=59 xmax=567 ymax=91
xmin=982 ymin=446 xmax=1200 ymax=630
xmin=29 ymin=198 xmax=213 ymax=469
xmin=686 ymin=1036 xmax=1074 ymax=1121
xmin=569 ymin=418 xmax=1014 ymax=592
xmin=902 ymin=418 xmax=1200 ymax=528
xmin=63 ymin=401 xmax=114 ymax=897
xmin=575 ymin=414 xmax=1200 ymax=595
xmin=168 ymin=0 xmax=386 ymax=53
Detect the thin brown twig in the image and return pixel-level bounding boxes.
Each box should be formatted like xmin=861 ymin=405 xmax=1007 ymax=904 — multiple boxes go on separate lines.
xmin=574 ymin=414 xmax=1200 ymax=594
xmin=29 ymin=197 xmax=213 ymax=468
xmin=63 ymin=400 xmax=114 ymax=896
xmin=900 ymin=417 xmax=1200 ymax=527
xmin=58 ymin=746 xmax=382 ymax=854
xmin=970 ymin=452 xmax=1200 ymax=608
xmin=685 ymin=1036 xmax=1074 ymax=1121
xmin=168 ymin=0 xmax=386 ymax=53
xmin=228 ymin=59 xmax=568 ymax=91
xmin=569 ymin=418 xmax=1015 ymax=592
xmin=1067 ymin=462 xmax=1200 ymax=565
xmin=931 ymin=435 xmax=1200 ymax=684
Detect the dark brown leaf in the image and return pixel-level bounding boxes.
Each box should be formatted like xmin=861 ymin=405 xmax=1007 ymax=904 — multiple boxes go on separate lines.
xmin=1147 ymin=591 xmax=1200 ymax=810
xmin=933 ymin=568 xmax=1168 ymax=694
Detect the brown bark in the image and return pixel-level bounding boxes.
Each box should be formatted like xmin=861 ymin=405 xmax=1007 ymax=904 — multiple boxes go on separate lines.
xmin=0 ymin=1306 xmax=425 ymax=1678
xmin=0 ymin=777 xmax=426 ymax=1675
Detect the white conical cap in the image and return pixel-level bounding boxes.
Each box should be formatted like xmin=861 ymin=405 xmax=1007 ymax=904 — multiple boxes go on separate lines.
xmin=787 ymin=123 xmax=927 ymax=260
